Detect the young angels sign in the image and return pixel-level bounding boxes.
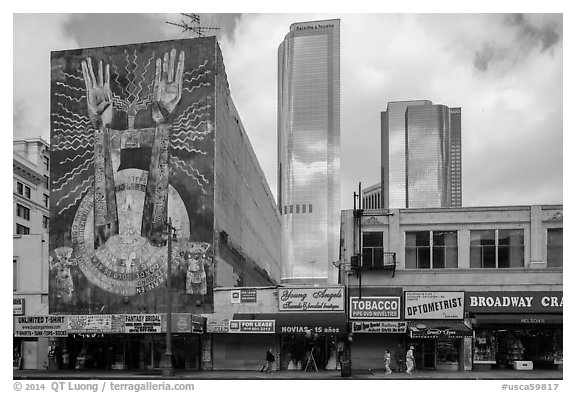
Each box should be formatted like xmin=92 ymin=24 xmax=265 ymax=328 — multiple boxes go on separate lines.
xmin=278 ymin=287 xmax=344 ymax=312
xmin=405 ymin=292 xmax=464 ymax=319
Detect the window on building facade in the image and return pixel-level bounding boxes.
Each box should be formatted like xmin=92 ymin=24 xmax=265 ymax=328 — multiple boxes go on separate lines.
xmin=547 ymin=228 xmax=563 ymax=267
xmin=44 ymin=175 xmax=50 ymax=190
xmin=16 ymin=224 xmax=30 ymax=235
xmin=405 ymin=231 xmax=458 ymax=269
xmin=309 ymin=204 xmax=313 ymax=213
xmin=289 ymin=205 xmax=293 ymax=214
xmin=13 ymin=259 xmax=17 ymax=291
xmin=362 ymin=232 xmax=384 ymax=268
xmin=44 ymin=156 xmax=50 ymax=171
xmin=302 ymin=204 xmax=307 ymax=213
xmin=296 ymin=204 xmax=300 ymax=213
xmin=17 ymin=182 xmax=31 ymax=199
xmin=44 ymin=194 xmax=49 ymax=208
xmin=17 ymin=204 xmax=30 ymax=220
xmin=470 ymin=229 xmax=524 ymax=268
xmin=43 ymin=215 xmax=49 ymax=230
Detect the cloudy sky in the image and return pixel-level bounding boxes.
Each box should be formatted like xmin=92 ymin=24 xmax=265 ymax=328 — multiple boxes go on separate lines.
xmin=12 ymin=11 xmax=564 ymax=209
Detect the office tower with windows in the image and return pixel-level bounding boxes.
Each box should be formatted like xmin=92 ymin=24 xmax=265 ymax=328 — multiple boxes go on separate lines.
xmin=277 ymin=19 xmax=340 ymax=284
xmin=380 ymin=100 xmax=462 ymax=209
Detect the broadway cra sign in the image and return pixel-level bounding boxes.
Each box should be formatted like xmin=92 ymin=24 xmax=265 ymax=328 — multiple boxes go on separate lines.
xmin=278 ymin=286 xmax=344 ymax=312
xmin=466 ymin=291 xmax=563 ymax=313
xmin=349 ymin=296 xmax=401 ymax=319
xmin=405 ymin=292 xmax=464 ymax=319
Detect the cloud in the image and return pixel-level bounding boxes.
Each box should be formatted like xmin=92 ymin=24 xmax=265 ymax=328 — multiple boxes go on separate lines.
xmin=12 ymin=13 xmax=563 ymax=209
xmin=13 ymin=14 xmax=78 ymax=141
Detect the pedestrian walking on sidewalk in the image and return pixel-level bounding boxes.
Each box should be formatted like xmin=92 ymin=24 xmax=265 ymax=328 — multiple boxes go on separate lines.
xmin=260 ymin=348 xmax=275 ymax=373
xmin=384 ymin=348 xmax=392 ymax=374
xmin=406 ymin=345 xmax=415 ymax=374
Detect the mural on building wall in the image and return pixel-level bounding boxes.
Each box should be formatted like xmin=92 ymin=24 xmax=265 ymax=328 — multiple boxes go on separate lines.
xmin=50 ymin=39 xmax=216 ymax=314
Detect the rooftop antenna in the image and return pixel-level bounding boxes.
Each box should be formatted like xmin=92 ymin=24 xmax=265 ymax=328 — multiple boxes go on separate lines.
xmin=166 ymin=13 xmax=220 ymax=37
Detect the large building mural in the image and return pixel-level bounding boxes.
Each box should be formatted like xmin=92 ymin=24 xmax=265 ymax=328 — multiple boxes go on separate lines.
xmin=50 ymin=39 xmax=216 ymax=314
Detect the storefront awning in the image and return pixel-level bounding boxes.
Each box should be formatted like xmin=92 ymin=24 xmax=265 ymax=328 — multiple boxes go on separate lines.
xmin=472 ymin=314 xmax=563 ymax=325
xmin=233 ymin=312 xmax=347 ymax=334
xmin=407 ymin=320 xmax=473 ymax=339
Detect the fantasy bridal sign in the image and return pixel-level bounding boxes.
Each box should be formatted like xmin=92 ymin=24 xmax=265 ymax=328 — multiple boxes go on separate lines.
xmin=278 ymin=287 xmax=344 ymax=312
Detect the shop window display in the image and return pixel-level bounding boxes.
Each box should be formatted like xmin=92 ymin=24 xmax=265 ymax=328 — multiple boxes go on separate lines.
xmin=485 ymin=328 xmax=563 ymax=369
xmin=436 ymin=340 xmax=460 ymax=371
xmin=474 ymin=330 xmax=497 ymax=364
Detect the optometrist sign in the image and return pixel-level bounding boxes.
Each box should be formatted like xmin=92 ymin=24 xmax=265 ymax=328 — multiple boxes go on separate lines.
xmin=349 ymin=296 xmax=401 ymax=319
xmin=405 ymin=292 xmax=464 ymax=319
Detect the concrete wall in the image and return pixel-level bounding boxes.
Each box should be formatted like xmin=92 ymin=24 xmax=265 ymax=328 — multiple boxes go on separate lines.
xmin=213 ymin=287 xmax=279 ymax=316
xmin=13 ymin=234 xmax=49 ymax=311
xmin=213 ymin=44 xmax=281 ymax=287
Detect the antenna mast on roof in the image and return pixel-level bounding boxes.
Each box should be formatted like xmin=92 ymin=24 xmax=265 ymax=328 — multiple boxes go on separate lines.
xmin=166 ymin=13 xmax=220 ymax=37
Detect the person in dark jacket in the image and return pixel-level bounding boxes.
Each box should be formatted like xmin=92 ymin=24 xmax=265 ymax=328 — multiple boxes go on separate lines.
xmin=261 ymin=348 xmax=275 ymax=373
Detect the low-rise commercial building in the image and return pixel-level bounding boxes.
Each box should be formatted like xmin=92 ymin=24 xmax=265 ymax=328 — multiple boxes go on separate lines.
xmin=339 ymin=205 xmax=562 ymax=372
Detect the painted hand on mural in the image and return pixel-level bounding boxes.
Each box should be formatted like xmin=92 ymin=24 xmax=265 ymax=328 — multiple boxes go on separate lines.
xmin=152 ymin=49 xmax=185 ymax=124
xmin=81 ymin=58 xmax=113 ymax=128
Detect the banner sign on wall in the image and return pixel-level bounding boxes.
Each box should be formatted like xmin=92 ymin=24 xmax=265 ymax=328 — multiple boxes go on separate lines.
xmin=351 ymin=321 xmax=407 ymax=333
xmin=124 ymin=314 xmax=163 ymax=333
xmin=13 ymin=298 xmax=25 ymax=316
xmin=278 ymin=287 xmax=344 ymax=312
xmin=68 ymin=315 xmax=113 ymax=333
xmin=207 ymin=318 xmax=230 ymax=333
xmin=14 ymin=315 xmax=68 ymax=337
xmin=231 ymin=289 xmax=257 ymax=304
xmin=229 ymin=320 xmax=275 ymax=333
xmin=465 ymin=291 xmax=563 ymax=313
xmin=405 ymin=292 xmax=464 ymax=319
xmin=349 ymin=296 xmax=401 ymax=319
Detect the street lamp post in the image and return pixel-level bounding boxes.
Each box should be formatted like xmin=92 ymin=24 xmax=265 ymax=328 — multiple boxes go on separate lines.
xmin=162 ymin=218 xmax=175 ymax=377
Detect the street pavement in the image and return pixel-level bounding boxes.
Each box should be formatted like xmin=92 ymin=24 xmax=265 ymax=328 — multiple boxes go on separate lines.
xmin=13 ymin=368 xmax=563 ymax=380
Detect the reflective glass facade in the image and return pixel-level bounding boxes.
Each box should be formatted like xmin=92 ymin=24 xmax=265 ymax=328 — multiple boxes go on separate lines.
xmin=381 ymin=101 xmax=462 ymax=209
xmin=278 ymin=19 xmax=340 ymax=284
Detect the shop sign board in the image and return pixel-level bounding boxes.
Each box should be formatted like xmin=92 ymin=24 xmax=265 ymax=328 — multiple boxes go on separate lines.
xmin=231 ymin=289 xmax=257 ymax=303
xmin=349 ymin=296 xmax=401 ymax=319
xmin=207 ymin=318 xmax=230 ymax=333
xmin=159 ymin=313 xmax=193 ymax=333
xmin=229 ymin=320 xmax=275 ymax=333
xmin=279 ymin=325 xmax=342 ymax=334
xmin=124 ymin=314 xmax=163 ymax=333
xmin=13 ymin=298 xmax=25 ymax=315
xmin=278 ymin=287 xmax=344 ymax=312
xmin=405 ymin=292 xmax=464 ymax=319
xmin=351 ymin=321 xmax=407 ymax=333
xmin=465 ymin=291 xmax=563 ymax=313
xmin=68 ymin=315 xmax=113 ymax=333
xmin=14 ymin=315 xmax=68 ymax=337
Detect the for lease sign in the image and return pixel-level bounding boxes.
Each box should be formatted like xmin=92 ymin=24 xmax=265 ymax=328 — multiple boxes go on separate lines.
xmin=349 ymin=296 xmax=401 ymax=319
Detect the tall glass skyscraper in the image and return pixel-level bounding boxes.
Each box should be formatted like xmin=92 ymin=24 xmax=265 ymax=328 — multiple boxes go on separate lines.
xmin=277 ymin=19 xmax=340 ymax=284
xmin=381 ymin=100 xmax=461 ymax=209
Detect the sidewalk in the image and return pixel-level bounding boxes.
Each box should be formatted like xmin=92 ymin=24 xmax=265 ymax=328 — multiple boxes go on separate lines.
xmin=13 ymin=368 xmax=563 ymax=380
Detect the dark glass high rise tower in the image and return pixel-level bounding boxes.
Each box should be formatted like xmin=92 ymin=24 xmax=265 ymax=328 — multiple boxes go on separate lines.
xmin=381 ymin=100 xmax=462 ymax=209
xmin=277 ymin=19 xmax=340 ymax=284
